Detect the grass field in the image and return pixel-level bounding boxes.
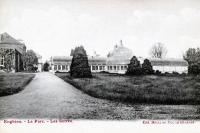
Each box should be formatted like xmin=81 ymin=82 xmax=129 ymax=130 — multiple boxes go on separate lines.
xmin=0 ymin=73 xmax=35 ymax=96
xmin=56 ymin=73 xmax=200 ymax=105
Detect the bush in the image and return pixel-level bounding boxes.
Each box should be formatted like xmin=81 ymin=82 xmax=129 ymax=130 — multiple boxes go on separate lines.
xmin=172 ymin=71 xmax=179 ymax=75
xmin=43 ymin=62 xmax=49 ymax=71
xmin=155 ymin=70 xmax=162 ymax=75
xmin=188 ymin=63 xmax=200 ymax=75
xmin=142 ymin=59 xmax=154 ymax=74
xmin=126 ymin=56 xmax=142 ymax=75
xmin=70 ymin=46 xmax=92 ymax=78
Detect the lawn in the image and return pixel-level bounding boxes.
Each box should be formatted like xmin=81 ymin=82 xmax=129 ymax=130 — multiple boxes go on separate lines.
xmin=0 ymin=73 xmax=35 ymax=96
xmin=56 ymin=73 xmax=200 ymax=105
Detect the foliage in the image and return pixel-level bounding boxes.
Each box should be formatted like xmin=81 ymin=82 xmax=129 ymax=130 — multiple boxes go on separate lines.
xmin=70 ymin=46 xmax=92 ymax=78
xmin=184 ymin=48 xmax=200 ymax=75
xmin=0 ymin=48 xmax=15 ymax=71
xmin=155 ymin=70 xmax=162 ymax=75
xmin=43 ymin=62 xmax=49 ymax=71
xmin=22 ymin=50 xmax=38 ymax=72
xmin=142 ymin=59 xmax=154 ymax=74
xmin=188 ymin=63 xmax=200 ymax=75
xmin=126 ymin=56 xmax=142 ymax=75
xmin=150 ymin=42 xmax=167 ymax=59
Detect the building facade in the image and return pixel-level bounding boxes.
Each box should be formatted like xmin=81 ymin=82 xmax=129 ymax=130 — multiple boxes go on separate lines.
xmin=50 ymin=41 xmax=188 ymax=74
xmin=0 ymin=33 xmax=26 ymax=72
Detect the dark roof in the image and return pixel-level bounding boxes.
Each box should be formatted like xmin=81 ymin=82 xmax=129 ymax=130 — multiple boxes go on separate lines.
xmin=52 ymin=56 xmax=72 ymax=62
xmin=149 ymin=58 xmax=188 ymax=66
xmin=0 ymin=33 xmax=26 ymax=54
xmin=0 ymin=32 xmax=23 ymax=44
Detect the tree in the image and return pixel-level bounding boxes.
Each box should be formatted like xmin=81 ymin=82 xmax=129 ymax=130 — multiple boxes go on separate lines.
xmin=22 ymin=50 xmax=38 ymax=72
xmin=43 ymin=61 xmax=49 ymax=71
xmin=142 ymin=59 xmax=154 ymax=74
xmin=184 ymin=48 xmax=200 ymax=75
xmin=70 ymin=46 xmax=92 ymax=78
xmin=126 ymin=56 xmax=142 ymax=75
xmin=183 ymin=48 xmax=200 ymax=65
xmin=150 ymin=42 xmax=167 ymax=59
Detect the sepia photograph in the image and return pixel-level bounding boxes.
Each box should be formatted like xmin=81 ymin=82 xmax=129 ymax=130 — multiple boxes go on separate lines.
xmin=0 ymin=0 xmax=200 ymax=132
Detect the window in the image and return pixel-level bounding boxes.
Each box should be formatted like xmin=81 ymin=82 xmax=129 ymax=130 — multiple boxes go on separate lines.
xmin=62 ymin=65 xmax=65 ymax=70
xmin=92 ymin=66 xmax=96 ymax=70
xmin=114 ymin=66 xmax=116 ymax=70
xmin=66 ymin=65 xmax=68 ymax=70
xmin=54 ymin=65 xmax=57 ymax=70
xmin=96 ymin=66 xmax=98 ymax=70
xmin=99 ymin=66 xmax=103 ymax=70
xmin=110 ymin=66 xmax=112 ymax=70
xmin=58 ymin=65 xmax=61 ymax=70
xmin=103 ymin=66 xmax=105 ymax=70
xmin=117 ymin=66 xmax=120 ymax=70
xmin=121 ymin=66 xmax=124 ymax=70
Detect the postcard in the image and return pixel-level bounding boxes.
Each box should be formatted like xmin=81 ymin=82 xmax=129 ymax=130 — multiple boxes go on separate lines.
xmin=0 ymin=0 xmax=200 ymax=133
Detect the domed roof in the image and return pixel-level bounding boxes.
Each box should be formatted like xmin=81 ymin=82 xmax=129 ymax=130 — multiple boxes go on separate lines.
xmin=107 ymin=41 xmax=133 ymax=65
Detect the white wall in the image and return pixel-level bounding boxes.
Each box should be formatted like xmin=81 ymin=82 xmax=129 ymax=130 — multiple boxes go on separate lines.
xmin=153 ymin=66 xmax=188 ymax=73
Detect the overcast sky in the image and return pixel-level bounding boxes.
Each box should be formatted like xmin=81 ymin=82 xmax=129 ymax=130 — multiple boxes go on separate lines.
xmin=0 ymin=0 xmax=200 ymax=61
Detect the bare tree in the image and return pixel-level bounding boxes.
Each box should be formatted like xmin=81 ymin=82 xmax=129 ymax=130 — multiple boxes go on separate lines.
xmin=150 ymin=42 xmax=167 ymax=59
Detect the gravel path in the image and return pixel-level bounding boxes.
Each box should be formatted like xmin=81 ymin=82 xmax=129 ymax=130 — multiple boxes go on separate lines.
xmin=0 ymin=72 xmax=199 ymax=120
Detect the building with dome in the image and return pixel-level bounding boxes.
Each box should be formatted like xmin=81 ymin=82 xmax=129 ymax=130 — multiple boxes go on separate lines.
xmin=50 ymin=40 xmax=133 ymax=74
xmin=49 ymin=40 xmax=188 ymax=74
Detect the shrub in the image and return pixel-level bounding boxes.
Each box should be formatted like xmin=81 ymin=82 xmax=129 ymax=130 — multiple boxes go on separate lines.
xmin=70 ymin=46 xmax=92 ymax=78
xmin=43 ymin=62 xmax=49 ymax=71
xmin=172 ymin=71 xmax=179 ymax=75
xmin=142 ymin=59 xmax=154 ymax=74
xmin=188 ymin=63 xmax=200 ymax=75
xmin=155 ymin=70 xmax=162 ymax=75
xmin=126 ymin=56 xmax=142 ymax=75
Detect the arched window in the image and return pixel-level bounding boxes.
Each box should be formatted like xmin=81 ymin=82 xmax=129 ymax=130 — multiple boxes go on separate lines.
xmin=54 ymin=65 xmax=57 ymax=70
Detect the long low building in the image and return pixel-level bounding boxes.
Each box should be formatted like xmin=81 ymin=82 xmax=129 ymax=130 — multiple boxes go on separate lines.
xmin=49 ymin=41 xmax=188 ymax=74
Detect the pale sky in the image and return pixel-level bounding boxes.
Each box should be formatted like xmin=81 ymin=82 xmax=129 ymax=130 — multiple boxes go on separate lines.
xmin=0 ymin=0 xmax=200 ymax=61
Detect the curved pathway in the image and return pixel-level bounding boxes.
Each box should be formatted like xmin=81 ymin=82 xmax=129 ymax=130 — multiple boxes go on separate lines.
xmin=0 ymin=72 xmax=199 ymax=120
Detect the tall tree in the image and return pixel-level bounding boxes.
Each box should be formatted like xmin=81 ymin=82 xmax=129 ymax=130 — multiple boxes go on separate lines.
xmin=70 ymin=46 xmax=92 ymax=78
xmin=43 ymin=61 xmax=49 ymax=71
xmin=150 ymin=42 xmax=167 ymax=59
xmin=22 ymin=50 xmax=38 ymax=72
xmin=184 ymin=48 xmax=200 ymax=75
xmin=183 ymin=48 xmax=200 ymax=65
xmin=126 ymin=56 xmax=142 ymax=75
xmin=142 ymin=59 xmax=154 ymax=74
